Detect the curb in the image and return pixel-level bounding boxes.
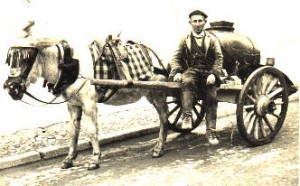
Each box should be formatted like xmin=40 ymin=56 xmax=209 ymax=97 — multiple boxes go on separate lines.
xmin=0 ymin=93 xmax=298 ymax=170
xmin=0 ymin=125 xmax=160 ymax=170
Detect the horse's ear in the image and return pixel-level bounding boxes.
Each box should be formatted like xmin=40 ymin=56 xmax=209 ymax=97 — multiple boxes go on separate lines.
xmin=117 ymin=31 xmax=121 ymax=37
xmin=106 ymin=35 xmax=112 ymax=43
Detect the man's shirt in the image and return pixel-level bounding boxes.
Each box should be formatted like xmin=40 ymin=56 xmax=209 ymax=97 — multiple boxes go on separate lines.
xmin=192 ymin=31 xmax=205 ymax=46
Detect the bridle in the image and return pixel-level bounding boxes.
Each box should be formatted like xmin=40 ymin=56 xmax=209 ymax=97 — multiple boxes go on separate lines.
xmin=4 ymin=47 xmax=37 ymax=100
xmin=4 ymin=45 xmax=86 ymax=106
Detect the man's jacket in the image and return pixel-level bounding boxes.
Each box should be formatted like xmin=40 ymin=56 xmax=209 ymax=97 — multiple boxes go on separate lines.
xmin=169 ymin=30 xmax=223 ymax=80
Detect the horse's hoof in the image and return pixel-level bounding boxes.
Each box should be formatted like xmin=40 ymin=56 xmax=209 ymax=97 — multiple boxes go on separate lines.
xmin=61 ymin=162 xmax=73 ymax=169
xmin=87 ymin=163 xmax=100 ymax=170
xmin=151 ymin=149 xmax=164 ymax=158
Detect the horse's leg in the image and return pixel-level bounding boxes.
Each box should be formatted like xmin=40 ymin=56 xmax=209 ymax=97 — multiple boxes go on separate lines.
xmin=83 ymin=100 xmax=100 ymax=170
xmin=61 ymin=104 xmax=82 ymax=169
xmin=146 ymin=75 xmax=169 ymax=158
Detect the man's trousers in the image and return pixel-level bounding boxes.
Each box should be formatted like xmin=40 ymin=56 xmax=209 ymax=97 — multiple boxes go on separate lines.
xmin=181 ymin=68 xmax=218 ymax=130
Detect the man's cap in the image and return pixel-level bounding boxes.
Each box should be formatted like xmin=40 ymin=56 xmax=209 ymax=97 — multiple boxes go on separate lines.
xmin=189 ymin=10 xmax=208 ymax=19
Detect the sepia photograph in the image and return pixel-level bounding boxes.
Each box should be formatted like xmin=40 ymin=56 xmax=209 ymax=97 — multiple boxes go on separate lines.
xmin=0 ymin=0 xmax=299 ymax=185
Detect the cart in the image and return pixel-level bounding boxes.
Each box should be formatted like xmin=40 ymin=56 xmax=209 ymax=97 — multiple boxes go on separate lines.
xmin=91 ymin=21 xmax=298 ymax=146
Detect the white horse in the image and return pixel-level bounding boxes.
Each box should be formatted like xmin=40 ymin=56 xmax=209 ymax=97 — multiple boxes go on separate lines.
xmin=4 ymin=36 xmax=169 ymax=170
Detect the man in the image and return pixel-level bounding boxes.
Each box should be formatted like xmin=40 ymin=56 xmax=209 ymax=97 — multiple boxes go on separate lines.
xmin=169 ymin=10 xmax=223 ymax=145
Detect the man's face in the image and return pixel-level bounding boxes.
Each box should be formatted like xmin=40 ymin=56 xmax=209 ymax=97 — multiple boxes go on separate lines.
xmin=189 ymin=15 xmax=207 ymax=34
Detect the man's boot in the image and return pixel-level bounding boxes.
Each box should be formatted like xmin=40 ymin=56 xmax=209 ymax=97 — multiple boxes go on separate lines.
xmin=204 ymin=90 xmax=219 ymax=145
xmin=181 ymin=112 xmax=192 ymax=129
xmin=205 ymin=129 xmax=219 ymax=145
xmin=205 ymin=120 xmax=219 ymax=145
xmin=180 ymin=88 xmax=195 ymax=130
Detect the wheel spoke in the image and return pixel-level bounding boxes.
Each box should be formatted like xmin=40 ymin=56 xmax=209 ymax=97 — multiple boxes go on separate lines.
xmin=261 ymin=82 xmax=268 ymax=95
xmin=251 ymin=82 xmax=259 ymax=98
xmin=259 ymin=118 xmax=266 ymax=138
xmin=265 ymin=78 xmax=279 ymax=95
xmin=195 ymin=102 xmax=204 ymax=108
xmin=193 ymin=106 xmax=200 ymax=117
xmin=169 ymin=105 xmax=180 ymax=116
xmin=244 ymin=110 xmax=254 ymax=128
xmin=247 ymin=114 xmax=257 ymax=134
xmin=246 ymin=94 xmax=256 ymax=104
xmin=255 ymin=77 xmax=263 ymax=96
xmin=267 ymin=87 xmax=284 ymax=99
xmin=254 ymin=117 xmax=259 ymax=139
xmin=261 ymin=74 xmax=272 ymax=95
xmin=173 ymin=109 xmax=182 ymax=124
xmin=268 ymin=113 xmax=281 ymax=120
xmin=167 ymin=100 xmax=178 ymax=104
xmin=263 ymin=115 xmax=274 ymax=131
xmin=243 ymin=104 xmax=255 ymax=111
xmin=274 ymin=100 xmax=284 ymax=105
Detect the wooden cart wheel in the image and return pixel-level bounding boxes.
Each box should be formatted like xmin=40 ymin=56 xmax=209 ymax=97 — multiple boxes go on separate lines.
xmin=167 ymin=97 xmax=206 ymax=133
xmin=237 ymin=66 xmax=289 ymax=146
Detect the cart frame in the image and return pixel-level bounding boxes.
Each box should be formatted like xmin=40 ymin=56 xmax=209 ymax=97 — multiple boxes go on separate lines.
xmin=91 ymin=64 xmax=297 ymax=146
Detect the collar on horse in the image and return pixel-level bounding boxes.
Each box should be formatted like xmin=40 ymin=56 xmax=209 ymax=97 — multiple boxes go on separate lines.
xmin=23 ymin=40 xmax=82 ymax=105
xmin=44 ymin=41 xmax=79 ymax=95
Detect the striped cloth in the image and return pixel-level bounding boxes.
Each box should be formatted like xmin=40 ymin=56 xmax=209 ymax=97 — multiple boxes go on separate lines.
xmin=89 ymin=41 xmax=153 ymax=81
xmin=123 ymin=44 xmax=153 ymax=79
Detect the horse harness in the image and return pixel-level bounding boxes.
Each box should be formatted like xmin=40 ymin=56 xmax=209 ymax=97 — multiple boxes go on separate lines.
xmin=95 ymin=38 xmax=170 ymax=103
xmin=25 ymin=41 xmax=82 ymax=105
xmin=43 ymin=41 xmax=80 ymax=96
xmin=95 ymin=39 xmax=147 ymax=103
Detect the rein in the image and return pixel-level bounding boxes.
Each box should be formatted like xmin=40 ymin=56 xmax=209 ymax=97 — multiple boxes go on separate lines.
xmin=21 ymin=77 xmax=88 ymax=106
xmin=19 ymin=42 xmax=84 ymax=106
xmin=21 ymin=92 xmax=60 ymax=105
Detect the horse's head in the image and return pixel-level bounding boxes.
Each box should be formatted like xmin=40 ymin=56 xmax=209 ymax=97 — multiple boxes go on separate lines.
xmin=3 ymin=47 xmax=38 ymax=100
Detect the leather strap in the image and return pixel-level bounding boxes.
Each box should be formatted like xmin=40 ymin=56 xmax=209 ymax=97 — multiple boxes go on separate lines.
xmin=106 ymin=40 xmax=133 ymax=85
xmin=52 ymin=43 xmax=64 ymax=91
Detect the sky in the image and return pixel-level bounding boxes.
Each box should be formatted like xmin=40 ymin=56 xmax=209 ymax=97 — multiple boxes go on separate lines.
xmin=0 ymin=0 xmax=299 ymax=132
xmin=1 ymin=0 xmax=300 ymax=58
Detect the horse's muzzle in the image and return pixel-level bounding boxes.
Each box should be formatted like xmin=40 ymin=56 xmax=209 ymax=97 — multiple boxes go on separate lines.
xmin=3 ymin=80 xmax=25 ymax=100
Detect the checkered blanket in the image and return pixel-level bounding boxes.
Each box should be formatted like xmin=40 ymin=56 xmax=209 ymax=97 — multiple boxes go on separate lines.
xmin=89 ymin=41 xmax=153 ymax=82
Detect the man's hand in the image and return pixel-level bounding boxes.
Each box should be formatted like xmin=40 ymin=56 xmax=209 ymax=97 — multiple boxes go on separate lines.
xmin=173 ymin=73 xmax=182 ymax=82
xmin=206 ymin=74 xmax=216 ymax=85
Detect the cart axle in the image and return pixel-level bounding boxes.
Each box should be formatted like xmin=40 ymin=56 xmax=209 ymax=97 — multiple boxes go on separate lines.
xmin=255 ymin=95 xmax=274 ymax=116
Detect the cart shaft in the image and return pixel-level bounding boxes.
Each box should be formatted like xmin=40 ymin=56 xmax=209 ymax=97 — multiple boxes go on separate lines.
xmin=91 ymin=79 xmax=244 ymax=104
xmin=91 ymin=79 xmax=181 ymax=90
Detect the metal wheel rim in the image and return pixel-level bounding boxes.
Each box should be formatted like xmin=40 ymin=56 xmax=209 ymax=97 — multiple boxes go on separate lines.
xmin=237 ymin=66 xmax=289 ymax=145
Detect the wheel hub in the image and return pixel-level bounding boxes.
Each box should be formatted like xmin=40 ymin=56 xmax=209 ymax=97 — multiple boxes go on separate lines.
xmin=255 ymin=95 xmax=273 ymax=116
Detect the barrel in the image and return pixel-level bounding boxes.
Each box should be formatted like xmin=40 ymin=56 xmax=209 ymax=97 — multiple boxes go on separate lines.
xmin=206 ymin=21 xmax=261 ymax=75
